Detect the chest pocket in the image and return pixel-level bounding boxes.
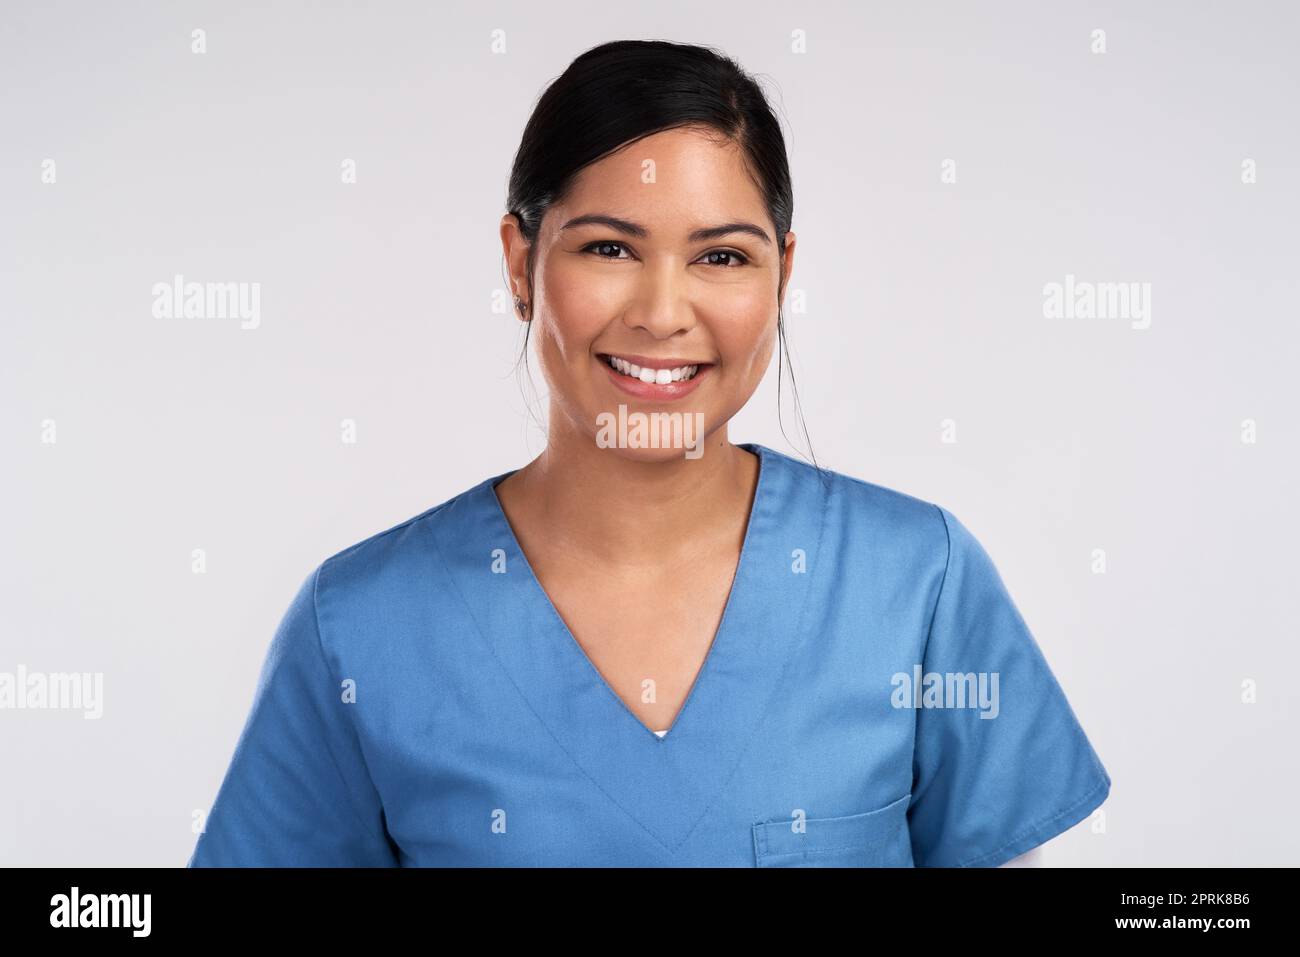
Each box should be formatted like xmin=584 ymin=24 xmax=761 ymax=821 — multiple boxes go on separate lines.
xmin=751 ymin=794 xmax=913 ymax=867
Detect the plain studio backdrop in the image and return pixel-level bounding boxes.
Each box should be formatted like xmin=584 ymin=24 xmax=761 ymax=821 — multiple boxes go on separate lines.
xmin=1 ymin=1 xmax=1297 ymax=867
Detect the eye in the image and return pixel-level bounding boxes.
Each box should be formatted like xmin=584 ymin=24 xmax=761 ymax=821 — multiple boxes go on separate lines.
xmin=581 ymin=241 xmax=632 ymax=261
xmin=698 ymin=249 xmax=749 ymax=268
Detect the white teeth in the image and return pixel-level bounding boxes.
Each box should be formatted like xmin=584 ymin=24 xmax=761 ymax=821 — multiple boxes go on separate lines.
xmin=604 ymin=355 xmax=700 ymax=383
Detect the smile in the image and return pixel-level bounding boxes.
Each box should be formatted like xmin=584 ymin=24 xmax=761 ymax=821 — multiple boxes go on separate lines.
xmin=595 ymin=352 xmax=713 ymax=401
xmin=601 ymin=353 xmax=702 ymax=384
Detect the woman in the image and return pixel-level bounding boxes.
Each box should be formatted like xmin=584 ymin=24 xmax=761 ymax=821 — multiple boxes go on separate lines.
xmin=188 ymin=39 xmax=1110 ymax=867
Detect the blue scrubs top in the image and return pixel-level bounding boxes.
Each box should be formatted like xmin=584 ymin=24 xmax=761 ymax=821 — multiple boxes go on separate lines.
xmin=188 ymin=442 xmax=1111 ymax=867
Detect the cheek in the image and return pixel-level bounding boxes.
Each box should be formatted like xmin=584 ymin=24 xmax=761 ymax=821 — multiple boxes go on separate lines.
xmin=710 ymin=295 xmax=778 ymax=376
xmin=536 ymin=263 xmax=609 ymax=364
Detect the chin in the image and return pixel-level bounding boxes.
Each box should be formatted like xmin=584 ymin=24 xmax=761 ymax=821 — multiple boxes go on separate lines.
xmin=587 ymin=409 xmax=714 ymax=463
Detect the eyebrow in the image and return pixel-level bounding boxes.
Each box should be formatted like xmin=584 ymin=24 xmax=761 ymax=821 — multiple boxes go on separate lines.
xmin=559 ymin=213 xmax=772 ymax=246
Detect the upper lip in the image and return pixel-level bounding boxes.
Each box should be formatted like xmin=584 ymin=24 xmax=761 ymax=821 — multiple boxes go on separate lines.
xmin=598 ymin=352 xmax=713 ymax=370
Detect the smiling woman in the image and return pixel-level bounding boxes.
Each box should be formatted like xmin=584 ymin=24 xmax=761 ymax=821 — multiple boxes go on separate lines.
xmin=500 ymin=128 xmax=793 ymax=468
xmin=187 ymin=39 xmax=1110 ymax=868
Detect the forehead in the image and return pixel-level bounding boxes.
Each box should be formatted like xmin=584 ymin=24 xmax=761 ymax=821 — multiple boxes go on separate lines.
xmin=550 ymin=126 xmax=769 ymax=236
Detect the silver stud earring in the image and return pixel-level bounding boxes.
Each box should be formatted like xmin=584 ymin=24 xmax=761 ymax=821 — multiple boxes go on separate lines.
xmin=514 ymin=296 xmax=529 ymax=318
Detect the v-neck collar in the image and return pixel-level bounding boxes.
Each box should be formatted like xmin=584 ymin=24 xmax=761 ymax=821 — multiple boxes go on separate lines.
xmin=488 ymin=443 xmax=770 ymax=743
xmin=427 ymin=442 xmax=828 ymax=853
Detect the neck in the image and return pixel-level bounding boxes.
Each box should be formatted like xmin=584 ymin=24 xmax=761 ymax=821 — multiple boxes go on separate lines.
xmin=500 ymin=420 xmax=759 ymax=569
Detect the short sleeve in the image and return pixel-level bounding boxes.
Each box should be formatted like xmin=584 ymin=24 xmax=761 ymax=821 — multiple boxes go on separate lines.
xmin=187 ymin=566 xmax=399 ymax=867
xmin=907 ymin=506 xmax=1111 ymax=867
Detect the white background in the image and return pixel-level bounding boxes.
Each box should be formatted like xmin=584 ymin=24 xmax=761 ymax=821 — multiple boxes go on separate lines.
xmin=1 ymin=0 xmax=1296 ymax=865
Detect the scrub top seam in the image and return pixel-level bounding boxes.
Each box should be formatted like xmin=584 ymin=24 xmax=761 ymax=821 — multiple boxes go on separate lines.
xmin=673 ymin=448 xmax=833 ymax=854
xmin=319 ymin=499 xmax=459 ymax=570
xmin=918 ymin=504 xmax=954 ymax=673
xmin=909 ymin=504 xmax=953 ymax=796
xmin=425 ymin=516 xmax=682 ymax=858
xmin=831 ymin=470 xmax=944 ymax=515
xmin=922 ymin=505 xmax=1113 ymax=869
xmin=633 ymin=440 xmax=769 ymax=746
xmin=309 ymin=562 xmax=395 ymax=845
xmin=955 ymin=771 xmax=1110 ymax=868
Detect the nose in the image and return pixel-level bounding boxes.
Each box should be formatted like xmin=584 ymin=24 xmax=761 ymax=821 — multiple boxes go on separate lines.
xmin=621 ymin=260 xmax=696 ymax=339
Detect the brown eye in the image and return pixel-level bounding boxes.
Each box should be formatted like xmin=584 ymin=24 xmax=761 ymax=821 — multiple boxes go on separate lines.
xmin=699 ymin=249 xmax=748 ymax=267
xmin=583 ymin=241 xmax=630 ymax=260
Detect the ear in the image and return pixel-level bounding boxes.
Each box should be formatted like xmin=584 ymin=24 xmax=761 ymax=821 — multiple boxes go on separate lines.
xmin=500 ymin=213 xmax=532 ymax=322
xmin=778 ymin=230 xmax=797 ymax=303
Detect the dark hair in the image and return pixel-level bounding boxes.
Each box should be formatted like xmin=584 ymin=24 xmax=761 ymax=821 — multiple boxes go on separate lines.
xmin=503 ymin=38 xmax=819 ymax=471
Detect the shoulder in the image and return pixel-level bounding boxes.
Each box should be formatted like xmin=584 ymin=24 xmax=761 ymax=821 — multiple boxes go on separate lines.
xmin=309 ymin=471 xmax=501 ymax=604
xmin=762 ymin=444 xmax=950 ymax=555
